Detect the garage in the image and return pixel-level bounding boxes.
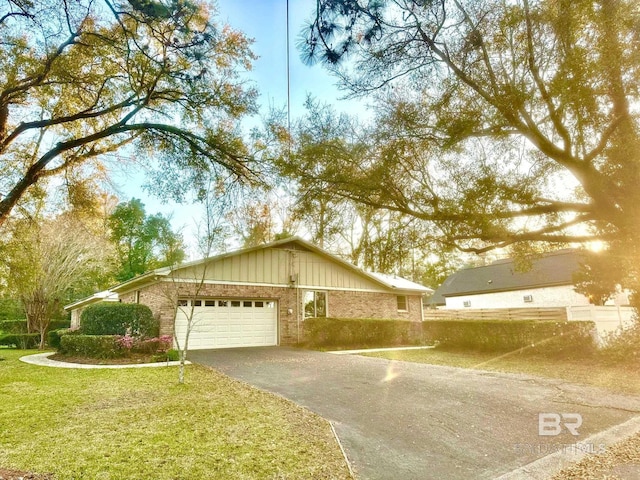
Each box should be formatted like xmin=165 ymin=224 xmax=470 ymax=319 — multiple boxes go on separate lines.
xmin=174 ymin=298 xmax=278 ymax=350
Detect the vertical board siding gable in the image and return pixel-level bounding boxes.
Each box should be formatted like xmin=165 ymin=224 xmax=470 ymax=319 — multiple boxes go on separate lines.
xmin=171 ymin=247 xmax=389 ymax=291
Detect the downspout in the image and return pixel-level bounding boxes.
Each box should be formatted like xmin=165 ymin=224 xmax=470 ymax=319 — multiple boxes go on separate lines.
xmin=287 ymin=248 xmax=300 ymax=344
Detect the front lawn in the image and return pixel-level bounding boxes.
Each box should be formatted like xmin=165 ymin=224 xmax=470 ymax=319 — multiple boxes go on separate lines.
xmin=362 ymin=348 xmax=640 ymax=396
xmin=0 ymin=350 xmax=351 ymax=480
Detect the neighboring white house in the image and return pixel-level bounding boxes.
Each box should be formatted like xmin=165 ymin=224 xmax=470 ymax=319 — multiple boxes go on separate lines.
xmin=429 ymin=249 xmax=630 ymax=309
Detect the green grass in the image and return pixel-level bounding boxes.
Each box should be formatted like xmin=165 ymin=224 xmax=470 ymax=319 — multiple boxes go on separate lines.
xmin=0 ymin=350 xmax=351 ymax=479
xmin=363 ymin=348 xmax=640 ymax=396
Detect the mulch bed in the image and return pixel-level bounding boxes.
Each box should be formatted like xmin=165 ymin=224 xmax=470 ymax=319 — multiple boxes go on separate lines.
xmin=0 ymin=468 xmax=53 ymax=480
xmin=49 ymin=352 xmax=165 ymax=365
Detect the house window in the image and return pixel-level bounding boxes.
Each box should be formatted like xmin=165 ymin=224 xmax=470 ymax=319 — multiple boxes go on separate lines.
xmin=523 ymin=295 xmax=533 ymax=303
xmin=397 ymin=295 xmax=408 ymax=311
xmin=463 ymin=300 xmax=471 ymax=308
xmin=177 ymin=299 xmax=188 ymax=307
xmin=204 ymin=300 xmax=216 ymax=307
xmin=231 ymin=300 xmax=241 ymax=307
xmin=304 ymin=291 xmax=327 ymax=319
xmin=243 ymin=301 xmax=253 ymax=307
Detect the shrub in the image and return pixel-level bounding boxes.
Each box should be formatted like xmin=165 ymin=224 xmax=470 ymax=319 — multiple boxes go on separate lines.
xmin=0 ymin=319 xmax=28 ymax=334
xmin=166 ymin=349 xmax=180 ymax=361
xmin=422 ymin=320 xmax=596 ymax=356
xmin=49 ymin=319 xmax=71 ymax=331
xmin=80 ymin=303 xmax=158 ymax=337
xmin=47 ymin=329 xmax=71 ymax=349
xmin=60 ymin=335 xmax=124 ymax=359
xmin=115 ymin=334 xmax=135 ymax=352
xmin=133 ymin=335 xmax=173 ymax=354
xmin=302 ymin=318 xmax=425 ymax=348
xmin=598 ymin=320 xmax=640 ymax=363
xmin=0 ymin=333 xmax=40 ymax=349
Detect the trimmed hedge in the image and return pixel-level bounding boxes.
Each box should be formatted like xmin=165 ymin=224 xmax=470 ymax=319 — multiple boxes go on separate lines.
xmin=0 ymin=319 xmax=28 ymax=334
xmin=301 ymin=317 xmax=596 ymax=355
xmin=80 ymin=303 xmax=158 ymax=337
xmin=47 ymin=329 xmax=72 ymax=349
xmin=302 ymin=317 xmax=425 ymax=348
xmin=59 ymin=335 xmax=124 ymax=359
xmin=132 ymin=336 xmax=173 ymax=354
xmin=49 ymin=319 xmax=71 ymax=331
xmin=0 ymin=319 xmax=70 ymax=335
xmin=422 ymin=320 xmax=596 ymax=355
xmin=0 ymin=333 xmax=40 ymax=349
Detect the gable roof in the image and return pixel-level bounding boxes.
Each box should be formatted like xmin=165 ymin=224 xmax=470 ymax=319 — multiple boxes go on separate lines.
xmin=429 ymin=249 xmax=583 ymax=305
xmin=104 ymin=236 xmax=432 ymax=297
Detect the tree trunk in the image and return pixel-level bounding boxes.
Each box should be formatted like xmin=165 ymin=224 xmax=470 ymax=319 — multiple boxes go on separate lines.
xmin=22 ymin=293 xmax=50 ymax=350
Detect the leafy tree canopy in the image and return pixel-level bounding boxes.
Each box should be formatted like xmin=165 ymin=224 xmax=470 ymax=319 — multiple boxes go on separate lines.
xmin=1 ymin=213 xmax=114 ymax=346
xmin=298 ymin=0 xmax=640 ymax=266
xmin=108 ymin=198 xmax=185 ymax=281
xmin=0 ymin=0 xmax=259 ymax=225
xmin=573 ymin=248 xmax=629 ymax=306
xmin=268 ymin=98 xmax=453 ymax=281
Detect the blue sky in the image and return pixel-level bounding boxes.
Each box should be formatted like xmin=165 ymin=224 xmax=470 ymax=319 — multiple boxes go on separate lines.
xmin=111 ymin=0 xmax=367 ymax=253
xmin=216 ymin=0 xmax=367 ymax=119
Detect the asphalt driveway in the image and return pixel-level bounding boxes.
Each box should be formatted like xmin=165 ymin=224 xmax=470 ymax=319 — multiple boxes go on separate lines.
xmin=190 ymin=347 xmax=640 ymax=480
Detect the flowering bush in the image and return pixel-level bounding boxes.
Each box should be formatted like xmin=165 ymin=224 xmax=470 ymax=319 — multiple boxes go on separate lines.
xmin=158 ymin=335 xmax=173 ymax=352
xmin=58 ymin=329 xmax=173 ymax=359
xmin=115 ymin=334 xmax=135 ymax=352
xmin=131 ymin=335 xmax=173 ymax=354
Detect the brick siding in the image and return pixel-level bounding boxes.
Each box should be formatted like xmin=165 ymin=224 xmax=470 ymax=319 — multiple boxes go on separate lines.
xmin=328 ymin=290 xmax=422 ymax=322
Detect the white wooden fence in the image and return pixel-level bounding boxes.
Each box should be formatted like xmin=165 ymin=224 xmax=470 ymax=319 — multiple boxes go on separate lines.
xmin=566 ymin=305 xmax=636 ymax=343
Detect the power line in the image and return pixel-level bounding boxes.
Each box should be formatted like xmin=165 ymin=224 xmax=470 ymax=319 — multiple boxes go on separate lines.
xmin=286 ymin=0 xmax=291 ymax=142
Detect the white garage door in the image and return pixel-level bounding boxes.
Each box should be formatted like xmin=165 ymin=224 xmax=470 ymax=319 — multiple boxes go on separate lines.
xmin=174 ymin=299 xmax=278 ymax=350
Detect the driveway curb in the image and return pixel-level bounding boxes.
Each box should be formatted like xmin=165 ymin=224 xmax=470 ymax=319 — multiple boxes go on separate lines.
xmin=327 ymin=345 xmax=435 ymax=355
xmin=19 ymin=352 xmax=190 ymax=369
xmin=330 ymin=421 xmax=357 ymax=479
xmin=495 ymin=415 xmax=640 ymax=479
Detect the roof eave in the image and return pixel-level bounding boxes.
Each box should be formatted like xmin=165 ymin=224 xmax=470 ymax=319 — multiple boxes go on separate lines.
xmin=110 ymin=271 xmax=168 ymax=294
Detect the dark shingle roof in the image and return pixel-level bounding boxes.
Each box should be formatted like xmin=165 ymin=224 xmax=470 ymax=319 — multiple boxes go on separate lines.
xmin=429 ymin=249 xmax=583 ymax=305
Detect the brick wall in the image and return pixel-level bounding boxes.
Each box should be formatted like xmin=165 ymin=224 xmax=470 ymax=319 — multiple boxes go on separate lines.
xmin=328 ymin=290 xmax=423 ymax=322
xmin=120 ymin=281 xmax=423 ymax=346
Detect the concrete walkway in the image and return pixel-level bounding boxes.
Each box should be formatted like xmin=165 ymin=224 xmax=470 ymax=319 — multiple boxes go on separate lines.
xmin=191 ymin=347 xmax=640 ymax=480
xmin=19 ymin=352 xmax=189 ymax=369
